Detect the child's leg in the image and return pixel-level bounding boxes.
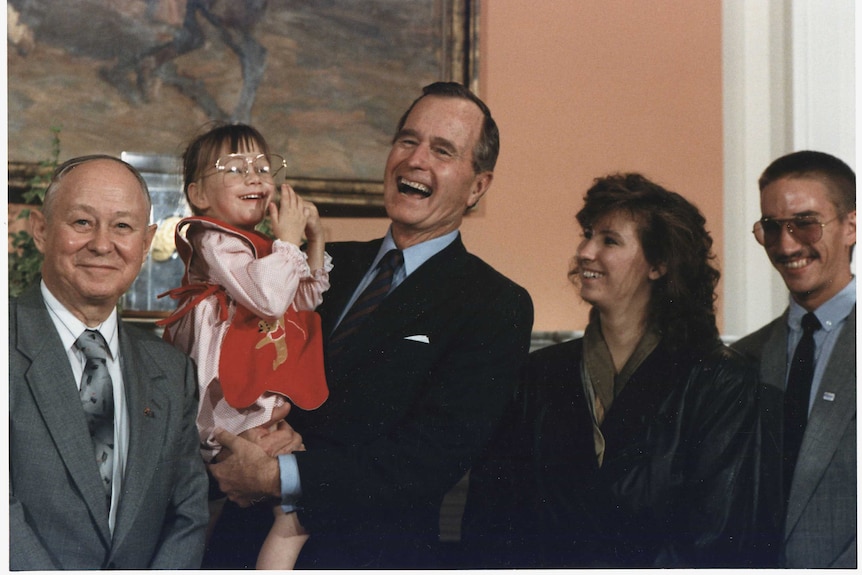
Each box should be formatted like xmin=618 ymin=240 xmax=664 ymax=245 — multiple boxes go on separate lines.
xmin=255 ymin=506 xmax=309 ymax=570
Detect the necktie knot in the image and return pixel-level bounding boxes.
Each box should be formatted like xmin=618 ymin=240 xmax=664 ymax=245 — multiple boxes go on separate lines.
xmin=76 ymin=329 xmax=109 ymax=360
xmin=328 ymin=249 xmax=404 ymax=353
xmin=379 ymin=249 xmax=404 ymax=274
xmin=801 ymin=312 xmax=821 ymax=335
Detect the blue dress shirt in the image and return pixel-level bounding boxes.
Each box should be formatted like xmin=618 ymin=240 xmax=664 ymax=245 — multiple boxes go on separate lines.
xmin=785 ymin=276 xmax=856 ymax=414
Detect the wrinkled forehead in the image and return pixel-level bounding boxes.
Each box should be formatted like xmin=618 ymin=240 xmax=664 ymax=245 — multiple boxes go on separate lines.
xmin=51 ymin=158 xmax=151 ymax=214
xmin=405 ymin=96 xmax=483 ymax=144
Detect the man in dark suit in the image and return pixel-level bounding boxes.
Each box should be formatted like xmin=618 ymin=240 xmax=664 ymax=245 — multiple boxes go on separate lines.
xmin=9 ymin=155 xmax=209 ymax=569
xmin=734 ymin=150 xmax=856 ymax=568
xmin=208 ymin=82 xmax=534 ymax=568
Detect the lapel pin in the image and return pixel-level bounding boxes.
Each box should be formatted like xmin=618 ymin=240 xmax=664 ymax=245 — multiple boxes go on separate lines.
xmin=822 ymin=392 xmax=835 ymax=402
xmin=144 ymin=407 xmax=155 ymax=418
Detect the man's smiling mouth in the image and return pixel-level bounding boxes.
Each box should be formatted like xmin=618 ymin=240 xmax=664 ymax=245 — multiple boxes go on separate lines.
xmin=397 ymin=177 xmax=432 ymax=198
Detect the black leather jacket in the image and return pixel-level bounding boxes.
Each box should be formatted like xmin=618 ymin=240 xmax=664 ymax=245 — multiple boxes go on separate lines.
xmin=463 ymin=337 xmax=778 ymax=568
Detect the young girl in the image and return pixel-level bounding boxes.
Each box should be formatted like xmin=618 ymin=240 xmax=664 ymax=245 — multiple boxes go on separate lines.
xmin=158 ymin=123 xmax=330 ymax=569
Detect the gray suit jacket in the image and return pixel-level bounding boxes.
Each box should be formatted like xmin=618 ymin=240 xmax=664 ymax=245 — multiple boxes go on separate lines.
xmin=9 ymin=284 xmax=209 ymax=570
xmin=734 ymin=306 xmax=856 ymax=568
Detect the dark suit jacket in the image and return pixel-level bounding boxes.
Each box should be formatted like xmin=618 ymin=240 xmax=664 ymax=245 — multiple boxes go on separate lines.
xmin=285 ymin=235 xmax=533 ymax=567
xmin=9 ymin=284 xmax=209 ymax=570
xmin=463 ymin=337 xmax=769 ymax=568
xmin=734 ymin=306 xmax=857 ymax=568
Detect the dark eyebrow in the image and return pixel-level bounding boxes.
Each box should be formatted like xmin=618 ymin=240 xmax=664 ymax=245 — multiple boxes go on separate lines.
xmin=394 ymin=128 xmax=419 ymax=141
xmin=429 ymin=136 xmax=459 ymax=154
xmin=394 ymin=129 xmax=460 ymax=155
xmin=763 ymin=210 xmax=823 ymax=220
xmin=595 ymin=228 xmax=623 ymax=240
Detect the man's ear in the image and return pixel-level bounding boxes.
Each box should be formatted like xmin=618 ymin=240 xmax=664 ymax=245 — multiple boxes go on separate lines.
xmin=843 ymin=210 xmax=856 ymax=249
xmin=467 ymin=171 xmax=494 ymax=209
xmin=29 ymin=209 xmax=48 ymax=254
xmin=137 ymin=223 xmax=158 ymax=271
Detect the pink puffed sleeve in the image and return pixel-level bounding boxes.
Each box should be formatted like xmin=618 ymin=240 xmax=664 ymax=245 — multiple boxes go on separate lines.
xmin=190 ymin=231 xmax=329 ymax=319
xmin=294 ymin=249 xmax=333 ymax=311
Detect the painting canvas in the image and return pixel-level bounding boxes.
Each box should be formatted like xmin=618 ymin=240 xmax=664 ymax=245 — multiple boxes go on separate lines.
xmin=7 ymin=0 xmax=478 ymax=209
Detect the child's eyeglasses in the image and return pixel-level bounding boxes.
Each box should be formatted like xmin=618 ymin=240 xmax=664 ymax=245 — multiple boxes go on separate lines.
xmin=207 ymin=153 xmax=286 ymax=187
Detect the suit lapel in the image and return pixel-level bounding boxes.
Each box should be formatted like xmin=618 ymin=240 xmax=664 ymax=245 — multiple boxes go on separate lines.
xmin=110 ymin=325 xmax=170 ymax=550
xmin=373 ymin=244 xmax=465 ymax=330
xmin=319 ymin=240 xmax=383 ymax=336
xmin=16 ymin=287 xmax=113 ymax=543
xmin=600 ymin=344 xmax=682 ymax=453
xmin=329 ymin=237 xmax=468 ymax=365
xmin=757 ymin=314 xmax=789 ymax=393
xmin=786 ymin=306 xmax=856 ymax=534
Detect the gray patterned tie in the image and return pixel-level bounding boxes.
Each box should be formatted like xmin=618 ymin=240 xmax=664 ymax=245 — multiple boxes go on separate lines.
xmin=76 ymin=329 xmax=114 ymax=503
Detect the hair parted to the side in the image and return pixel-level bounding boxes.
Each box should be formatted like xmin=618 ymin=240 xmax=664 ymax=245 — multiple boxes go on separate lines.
xmin=393 ymin=81 xmax=499 ymax=174
xmin=42 ymin=154 xmax=151 ymax=219
xmin=570 ymin=173 xmax=721 ymax=352
xmin=182 ymin=122 xmax=273 ymax=215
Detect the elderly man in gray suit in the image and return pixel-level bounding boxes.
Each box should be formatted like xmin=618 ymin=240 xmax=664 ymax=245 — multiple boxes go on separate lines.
xmin=734 ymin=150 xmax=856 ymax=568
xmin=9 ymin=155 xmax=209 ymax=569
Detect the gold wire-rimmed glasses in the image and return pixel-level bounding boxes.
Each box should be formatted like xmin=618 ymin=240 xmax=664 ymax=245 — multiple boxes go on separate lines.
xmin=752 ymin=215 xmax=840 ymax=246
xmin=206 ymin=153 xmax=286 ymax=187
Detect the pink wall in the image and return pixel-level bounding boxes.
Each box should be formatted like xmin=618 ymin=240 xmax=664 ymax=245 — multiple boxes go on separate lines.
xmin=319 ymin=0 xmax=724 ymax=332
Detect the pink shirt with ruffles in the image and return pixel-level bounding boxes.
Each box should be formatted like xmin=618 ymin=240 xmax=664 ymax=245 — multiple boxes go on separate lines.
xmin=164 ymin=225 xmax=332 ymax=461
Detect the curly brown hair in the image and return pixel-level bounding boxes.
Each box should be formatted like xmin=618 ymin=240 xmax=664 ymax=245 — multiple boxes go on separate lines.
xmin=570 ymin=173 xmax=720 ymax=351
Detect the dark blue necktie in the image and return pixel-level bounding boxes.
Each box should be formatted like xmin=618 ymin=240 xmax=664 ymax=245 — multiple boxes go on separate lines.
xmin=329 ymin=249 xmax=403 ymax=356
xmin=783 ymin=312 xmax=820 ymax=500
xmin=76 ymin=329 xmax=115 ymax=505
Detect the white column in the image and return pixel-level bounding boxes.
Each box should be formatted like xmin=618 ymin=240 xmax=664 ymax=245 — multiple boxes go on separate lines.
xmin=722 ymin=0 xmax=855 ymax=339
xmin=722 ymin=0 xmax=789 ymax=338
xmin=791 ymin=0 xmax=855 ymax=169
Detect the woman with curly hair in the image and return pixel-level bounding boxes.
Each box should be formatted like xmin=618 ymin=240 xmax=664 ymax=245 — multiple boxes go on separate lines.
xmin=462 ymin=173 xmax=772 ymax=568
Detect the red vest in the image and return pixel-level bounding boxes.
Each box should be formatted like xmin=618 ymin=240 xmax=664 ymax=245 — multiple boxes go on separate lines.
xmin=158 ymin=216 xmax=328 ymax=411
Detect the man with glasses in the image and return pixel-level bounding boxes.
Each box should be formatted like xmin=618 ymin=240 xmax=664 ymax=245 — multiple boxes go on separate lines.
xmin=734 ymin=150 xmax=856 ymax=568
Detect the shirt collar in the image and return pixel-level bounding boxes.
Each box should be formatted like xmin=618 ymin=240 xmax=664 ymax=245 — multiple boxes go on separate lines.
xmin=375 ymin=227 xmax=459 ymax=277
xmin=788 ymin=275 xmax=856 ymax=333
xmin=41 ymin=280 xmax=120 ymax=359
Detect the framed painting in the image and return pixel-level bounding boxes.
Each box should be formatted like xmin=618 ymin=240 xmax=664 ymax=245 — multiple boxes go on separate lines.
xmin=7 ymin=0 xmax=480 ymax=215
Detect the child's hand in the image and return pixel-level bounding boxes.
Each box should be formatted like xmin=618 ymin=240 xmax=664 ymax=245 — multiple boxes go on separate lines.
xmin=302 ymin=200 xmax=326 ymax=271
xmin=303 ymin=200 xmax=323 ymax=243
xmin=268 ymin=184 xmax=307 ymax=246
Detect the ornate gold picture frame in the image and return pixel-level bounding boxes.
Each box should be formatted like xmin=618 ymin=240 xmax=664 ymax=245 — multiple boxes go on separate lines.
xmin=8 ymin=0 xmax=479 ymax=214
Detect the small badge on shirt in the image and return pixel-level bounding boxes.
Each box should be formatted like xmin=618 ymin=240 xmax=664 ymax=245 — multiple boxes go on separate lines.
xmin=822 ymin=392 xmax=836 ymax=402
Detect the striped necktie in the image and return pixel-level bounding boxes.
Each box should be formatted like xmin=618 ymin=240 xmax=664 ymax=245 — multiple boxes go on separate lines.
xmin=329 ymin=249 xmax=403 ymax=355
